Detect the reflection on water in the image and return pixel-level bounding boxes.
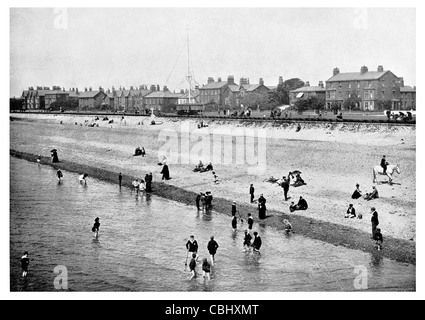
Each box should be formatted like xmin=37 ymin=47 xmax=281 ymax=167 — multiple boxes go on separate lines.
xmin=10 ymin=157 xmax=415 ymax=291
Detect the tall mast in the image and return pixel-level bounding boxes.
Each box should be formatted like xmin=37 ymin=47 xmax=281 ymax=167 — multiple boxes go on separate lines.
xmin=186 ymin=25 xmax=192 ymax=104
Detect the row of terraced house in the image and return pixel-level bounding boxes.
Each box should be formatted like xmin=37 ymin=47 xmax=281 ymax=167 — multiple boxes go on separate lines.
xmin=21 ymin=65 xmax=415 ymax=112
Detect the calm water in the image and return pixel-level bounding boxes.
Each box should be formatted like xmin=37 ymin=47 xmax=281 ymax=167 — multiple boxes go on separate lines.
xmin=10 ymin=157 xmax=415 ymax=292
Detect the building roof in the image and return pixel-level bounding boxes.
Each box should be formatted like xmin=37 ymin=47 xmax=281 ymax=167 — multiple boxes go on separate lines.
xmin=290 ymin=86 xmax=326 ymax=93
xmin=400 ymin=86 xmax=416 ymax=93
xmin=241 ymin=84 xmax=270 ymax=92
xmin=267 ymin=86 xmax=278 ymax=91
xmin=227 ymin=84 xmax=240 ymax=92
xmin=144 ymin=91 xmax=182 ymax=98
xmin=327 ymin=71 xmax=390 ymax=82
xmin=179 ymin=91 xmax=199 ymax=99
xmin=79 ymin=91 xmax=105 ymax=98
xmin=201 ymin=81 xmax=228 ymax=89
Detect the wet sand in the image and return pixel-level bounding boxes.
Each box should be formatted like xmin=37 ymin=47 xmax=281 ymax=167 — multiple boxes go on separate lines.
xmin=10 ymin=113 xmax=416 ymax=264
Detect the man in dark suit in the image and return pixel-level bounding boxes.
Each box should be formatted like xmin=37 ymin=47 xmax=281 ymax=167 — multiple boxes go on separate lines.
xmin=281 ymin=176 xmax=290 ymax=201
xmin=380 ymin=155 xmax=388 ymax=174
xmin=249 ymin=183 xmax=255 ymax=203
xmin=371 ymin=207 xmax=379 ymax=238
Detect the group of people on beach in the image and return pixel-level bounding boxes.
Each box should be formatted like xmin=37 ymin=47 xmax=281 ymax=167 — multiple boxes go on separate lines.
xmin=131 ymin=172 xmax=153 ymax=193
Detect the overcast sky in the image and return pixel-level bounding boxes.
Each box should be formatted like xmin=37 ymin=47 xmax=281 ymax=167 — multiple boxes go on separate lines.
xmin=10 ymin=7 xmax=416 ymax=97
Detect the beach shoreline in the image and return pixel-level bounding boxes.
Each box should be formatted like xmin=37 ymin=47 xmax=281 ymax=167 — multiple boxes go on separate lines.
xmin=9 ymin=113 xmax=416 ymax=264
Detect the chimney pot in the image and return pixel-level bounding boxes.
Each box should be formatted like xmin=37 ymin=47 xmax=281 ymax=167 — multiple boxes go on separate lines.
xmin=278 ymin=76 xmax=283 ymax=85
xmin=259 ymin=78 xmax=264 ymax=85
xmin=333 ymin=68 xmax=340 ymax=76
xmin=360 ymin=66 xmax=368 ymax=74
xmin=377 ymin=65 xmax=384 ymax=72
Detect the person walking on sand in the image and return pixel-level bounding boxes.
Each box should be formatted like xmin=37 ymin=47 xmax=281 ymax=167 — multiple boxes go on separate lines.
xmin=249 ymin=183 xmax=255 ymax=203
xmin=213 ymin=171 xmax=219 ymax=184
xmin=21 ymin=251 xmax=30 ymax=278
xmin=207 ymin=236 xmax=219 ymax=266
xmin=202 ymin=258 xmax=211 ymax=280
xmin=186 ymin=235 xmax=199 ymax=260
xmin=247 ymin=213 xmax=254 ymax=232
xmin=92 ymin=217 xmax=100 ymax=238
xmin=56 ymin=169 xmax=63 ymax=182
xmin=243 ymin=230 xmax=252 ymax=251
xmin=161 ymin=163 xmax=170 ymax=180
xmin=188 ymin=253 xmax=197 ymax=280
xmin=118 ymin=172 xmax=122 ymax=188
xmin=371 ymin=207 xmax=379 ymax=238
xmin=251 ymin=232 xmax=262 ymax=252
xmin=231 ymin=201 xmax=237 ymax=216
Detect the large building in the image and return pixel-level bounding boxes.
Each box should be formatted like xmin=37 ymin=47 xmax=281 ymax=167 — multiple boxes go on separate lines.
xmin=78 ymin=89 xmax=107 ymax=110
xmin=289 ymin=81 xmax=326 ymax=106
xmin=21 ymin=86 xmax=78 ymax=110
xmin=400 ymin=84 xmax=416 ymax=110
xmin=143 ymin=89 xmax=182 ymax=112
xmin=325 ymin=65 xmax=403 ymax=111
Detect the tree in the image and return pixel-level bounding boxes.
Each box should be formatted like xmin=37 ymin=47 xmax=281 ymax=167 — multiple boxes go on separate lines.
xmin=294 ymin=99 xmax=310 ymax=114
xmin=50 ymin=99 xmax=79 ymax=111
xmin=343 ymin=95 xmax=361 ymax=111
xmin=10 ymin=98 xmax=24 ymax=112
xmin=269 ymin=78 xmax=305 ymax=106
xmin=375 ymin=99 xmax=392 ymax=111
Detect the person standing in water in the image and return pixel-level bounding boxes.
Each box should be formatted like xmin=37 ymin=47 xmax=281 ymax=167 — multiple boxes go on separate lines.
xmin=243 ymin=230 xmax=252 ymax=251
xmin=202 ymin=258 xmax=211 ymax=281
xmin=92 ymin=217 xmax=100 ymax=238
xmin=251 ymin=232 xmax=262 ymax=252
xmin=186 ymin=235 xmax=199 ymax=260
xmin=188 ymin=253 xmax=197 ymax=280
xmin=118 ymin=172 xmax=122 ymax=188
xmin=231 ymin=214 xmax=237 ymax=231
xmin=37 ymin=154 xmax=41 ymax=165
xmin=247 ymin=213 xmax=254 ymax=232
xmin=21 ymin=251 xmax=30 ymax=278
xmin=207 ymin=236 xmax=219 ymax=266
xmin=56 ymin=169 xmax=63 ymax=182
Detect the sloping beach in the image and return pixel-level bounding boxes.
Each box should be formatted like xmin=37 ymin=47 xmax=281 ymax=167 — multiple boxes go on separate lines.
xmin=10 ymin=113 xmax=416 ymax=264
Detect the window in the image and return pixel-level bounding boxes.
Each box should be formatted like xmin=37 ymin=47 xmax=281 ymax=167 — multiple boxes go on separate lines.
xmin=365 ymin=101 xmax=369 ymax=110
xmin=364 ymin=90 xmax=368 ymax=99
xmin=356 ymin=91 xmax=360 ymax=98
xmin=368 ymin=81 xmax=372 ymax=87
xmin=357 ymin=81 xmax=360 ymax=88
xmin=338 ymin=91 xmax=342 ymax=98
xmin=339 ymin=82 xmax=342 ymax=89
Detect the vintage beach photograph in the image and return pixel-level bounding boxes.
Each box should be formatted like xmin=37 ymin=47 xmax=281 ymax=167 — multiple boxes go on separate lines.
xmin=8 ymin=5 xmax=417 ymax=294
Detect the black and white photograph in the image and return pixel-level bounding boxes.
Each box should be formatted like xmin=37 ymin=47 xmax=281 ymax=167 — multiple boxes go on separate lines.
xmin=3 ymin=1 xmax=423 ymax=302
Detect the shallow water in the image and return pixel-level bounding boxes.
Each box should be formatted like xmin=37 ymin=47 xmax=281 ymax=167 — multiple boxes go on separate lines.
xmin=10 ymin=157 xmax=415 ymax=291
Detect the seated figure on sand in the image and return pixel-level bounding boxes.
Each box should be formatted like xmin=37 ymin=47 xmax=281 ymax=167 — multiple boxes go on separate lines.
xmin=263 ymin=175 xmax=279 ymax=184
xmin=364 ymin=186 xmax=379 ymax=201
xmin=291 ymin=173 xmax=307 ymax=187
xmin=344 ymin=204 xmax=356 ymax=218
xmin=200 ymin=162 xmax=213 ymax=173
xmin=351 ymin=184 xmax=362 ymax=199
xmin=193 ymin=160 xmax=204 ymax=172
xmin=289 ymin=196 xmax=308 ymax=212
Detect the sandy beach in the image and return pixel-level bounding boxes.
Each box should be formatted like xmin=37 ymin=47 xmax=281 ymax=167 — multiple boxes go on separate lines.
xmin=10 ymin=113 xmax=416 ymax=264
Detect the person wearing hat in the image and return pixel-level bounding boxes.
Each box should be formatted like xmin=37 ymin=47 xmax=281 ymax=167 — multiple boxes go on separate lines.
xmin=247 ymin=213 xmax=254 ymax=232
xmin=249 ymin=183 xmax=255 ymax=203
xmin=281 ymin=176 xmax=290 ymax=201
xmin=231 ymin=213 xmax=237 ymax=231
xmin=92 ymin=217 xmax=100 ymax=238
xmin=345 ymin=204 xmax=356 ymax=218
xmin=195 ymin=193 xmax=201 ymax=210
xmin=371 ymin=207 xmax=379 ymax=238
xmin=351 ymin=183 xmax=362 ymax=199
xmin=365 ymin=186 xmax=379 ymax=201
xmin=243 ymin=230 xmax=252 ymax=251
xmin=79 ymin=173 xmax=88 ymax=185
xmin=258 ymin=194 xmax=267 ymax=219
xmin=207 ymin=236 xmax=219 ymax=266
xmin=231 ymin=201 xmax=237 ymax=216
xmin=381 ymin=155 xmax=388 ymax=175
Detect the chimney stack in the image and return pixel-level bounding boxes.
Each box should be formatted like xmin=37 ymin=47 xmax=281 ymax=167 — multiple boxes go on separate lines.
xmin=217 ymin=77 xmax=222 ymax=82
xmin=360 ymin=66 xmax=368 ymax=74
xmin=240 ymin=77 xmax=249 ymax=85
xmin=112 ymin=86 xmax=115 ymax=92
xmin=150 ymin=85 xmax=156 ymax=91
xmin=227 ymin=75 xmax=235 ymax=85
xmin=85 ymin=87 xmax=88 ymax=92
xmin=259 ymin=78 xmax=264 ymax=86
xmin=163 ymin=86 xmax=169 ymax=92
xmin=399 ymin=77 xmax=404 ymax=87
xmin=333 ymin=68 xmax=340 ymax=76
xmin=207 ymin=77 xmax=214 ymax=84
xmin=130 ymin=86 xmax=134 ymax=90
xmin=377 ymin=65 xmax=384 ymax=72
xmin=319 ymin=81 xmax=324 ymax=88
xmin=156 ymin=85 xmax=160 ymax=91
xmin=89 ymin=87 xmax=92 ymax=91
xmin=305 ymin=81 xmax=310 ymax=87
xmin=278 ymin=76 xmax=283 ymax=85
xmin=99 ymin=86 xmax=104 ymax=92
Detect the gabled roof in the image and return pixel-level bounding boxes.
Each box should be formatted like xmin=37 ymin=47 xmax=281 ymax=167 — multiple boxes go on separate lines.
xmin=241 ymin=84 xmax=270 ymax=92
xmin=400 ymin=86 xmax=415 ymax=93
xmin=290 ymin=86 xmax=326 ymax=93
xmin=179 ymin=91 xmax=199 ymax=99
xmin=227 ymin=84 xmax=240 ymax=92
xmin=327 ymin=70 xmax=391 ymax=82
xmin=267 ymin=86 xmax=278 ymax=91
xmin=201 ymin=81 xmax=228 ymax=89
xmin=79 ymin=90 xmax=106 ymax=98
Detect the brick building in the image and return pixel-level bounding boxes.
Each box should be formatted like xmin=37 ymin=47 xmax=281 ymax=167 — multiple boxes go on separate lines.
xmin=325 ymin=65 xmax=403 ymax=111
xmin=289 ymin=81 xmax=326 ymax=106
xmin=400 ymin=85 xmax=416 ymax=110
xmin=78 ymin=89 xmax=107 ymax=110
xmin=143 ymin=90 xmax=182 ymax=112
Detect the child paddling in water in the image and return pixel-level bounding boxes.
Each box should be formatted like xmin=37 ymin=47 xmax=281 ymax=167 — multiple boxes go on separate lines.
xmin=92 ymin=217 xmax=100 ymax=238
